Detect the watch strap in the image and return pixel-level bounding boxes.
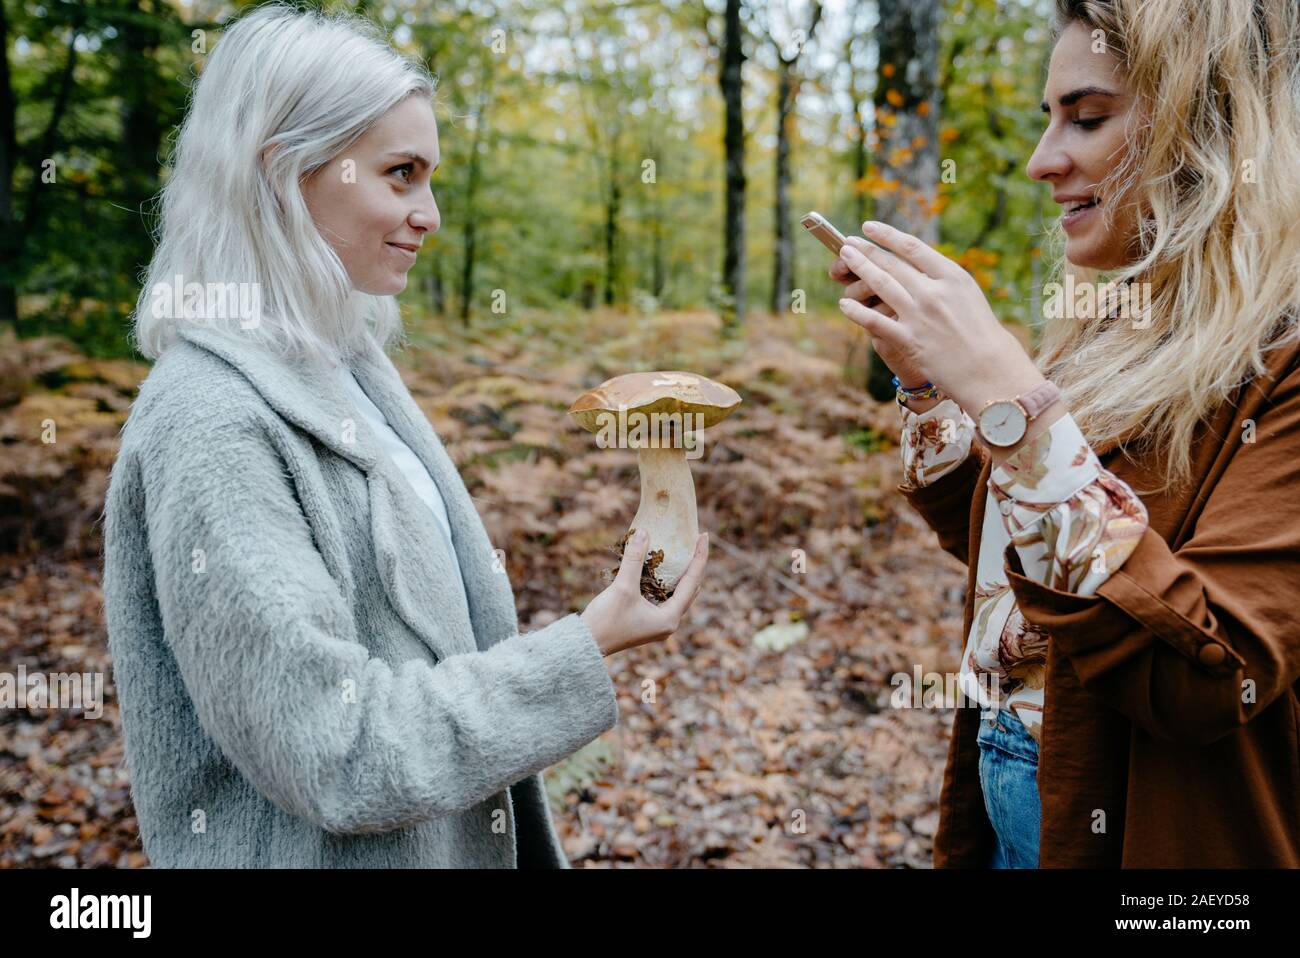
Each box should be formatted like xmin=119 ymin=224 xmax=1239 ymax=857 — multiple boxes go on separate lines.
xmin=1017 ymin=379 xmax=1061 ymax=420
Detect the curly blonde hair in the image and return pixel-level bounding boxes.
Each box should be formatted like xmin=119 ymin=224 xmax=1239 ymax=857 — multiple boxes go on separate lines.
xmin=1036 ymin=0 xmax=1300 ymax=495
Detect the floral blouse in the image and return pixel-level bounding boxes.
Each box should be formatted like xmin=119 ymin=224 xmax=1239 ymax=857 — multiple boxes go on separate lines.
xmin=898 ymin=396 xmax=1150 ymax=746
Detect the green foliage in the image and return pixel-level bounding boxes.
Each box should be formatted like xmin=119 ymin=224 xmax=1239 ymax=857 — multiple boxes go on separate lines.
xmin=544 ymin=736 xmax=617 ymax=811
xmin=843 ymin=426 xmax=887 ymax=454
xmin=935 ymin=0 xmax=1059 ymax=329
xmin=5 ymin=0 xmax=1063 ymax=351
xmin=4 ymin=0 xmax=202 ymax=355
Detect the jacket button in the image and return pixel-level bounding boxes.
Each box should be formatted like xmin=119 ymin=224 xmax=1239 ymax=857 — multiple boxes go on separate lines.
xmin=1198 ymin=643 xmax=1226 ymax=667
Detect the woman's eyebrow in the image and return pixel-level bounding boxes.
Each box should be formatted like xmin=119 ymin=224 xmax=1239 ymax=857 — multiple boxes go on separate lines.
xmin=382 ymin=149 xmax=436 ymax=169
xmin=1040 ymin=86 xmax=1121 ymax=113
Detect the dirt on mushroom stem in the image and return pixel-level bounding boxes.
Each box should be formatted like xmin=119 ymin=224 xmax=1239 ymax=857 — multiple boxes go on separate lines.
xmin=612 ymin=527 xmax=673 ymax=603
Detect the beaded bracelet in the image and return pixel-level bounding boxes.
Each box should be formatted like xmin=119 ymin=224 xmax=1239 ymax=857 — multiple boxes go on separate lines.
xmin=892 ymin=375 xmax=941 ymax=408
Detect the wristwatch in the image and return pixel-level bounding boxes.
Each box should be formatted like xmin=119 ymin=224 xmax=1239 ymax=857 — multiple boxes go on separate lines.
xmin=975 ymin=380 xmax=1061 ymax=448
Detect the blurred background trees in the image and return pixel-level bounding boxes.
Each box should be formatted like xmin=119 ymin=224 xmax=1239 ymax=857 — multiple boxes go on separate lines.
xmin=0 ymin=0 xmax=1066 ymax=868
xmin=2 ymin=0 xmax=1058 ymax=356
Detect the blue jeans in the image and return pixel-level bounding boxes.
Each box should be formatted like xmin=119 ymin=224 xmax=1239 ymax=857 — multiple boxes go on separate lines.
xmin=977 ymin=707 xmax=1041 ymax=868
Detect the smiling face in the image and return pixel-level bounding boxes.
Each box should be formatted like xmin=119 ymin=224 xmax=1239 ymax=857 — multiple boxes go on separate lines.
xmin=301 ymin=95 xmax=440 ymax=296
xmin=1027 ymin=21 xmax=1145 ymax=270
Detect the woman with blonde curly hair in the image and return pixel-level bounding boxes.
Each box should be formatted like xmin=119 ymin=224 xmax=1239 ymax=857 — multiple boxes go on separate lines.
xmin=833 ymin=0 xmax=1300 ymax=867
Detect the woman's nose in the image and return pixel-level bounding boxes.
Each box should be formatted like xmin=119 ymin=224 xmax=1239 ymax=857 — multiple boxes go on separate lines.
xmin=412 ymin=193 xmax=440 ymax=234
xmin=1026 ymin=130 xmax=1069 ymax=183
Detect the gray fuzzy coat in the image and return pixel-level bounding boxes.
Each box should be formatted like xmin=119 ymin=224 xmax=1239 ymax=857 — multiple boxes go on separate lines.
xmin=102 ymin=322 xmax=619 ymax=867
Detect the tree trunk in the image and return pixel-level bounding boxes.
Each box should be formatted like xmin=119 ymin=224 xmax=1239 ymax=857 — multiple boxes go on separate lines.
xmin=770 ymin=57 xmax=793 ymax=315
xmin=459 ymin=88 xmax=490 ymax=325
xmin=847 ymin=28 xmax=871 ymax=228
xmin=872 ymin=0 xmax=940 ymax=239
xmin=114 ymin=3 xmax=165 ymax=314
xmin=21 ymin=16 xmax=80 ymax=268
xmin=4 ymin=8 xmax=83 ymax=331
xmin=767 ymin=3 xmax=821 ymax=316
xmin=719 ymin=0 xmax=746 ymax=334
xmin=866 ymin=0 xmax=940 ymax=401
xmin=426 ymin=270 xmax=444 ymax=316
xmin=853 ymin=98 xmax=869 ymax=228
xmin=643 ymin=132 xmax=665 ymax=303
xmin=603 ymin=149 xmax=621 ymax=306
xmin=651 ymin=176 xmax=665 ymax=302
xmin=0 ymin=0 xmax=18 ymax=328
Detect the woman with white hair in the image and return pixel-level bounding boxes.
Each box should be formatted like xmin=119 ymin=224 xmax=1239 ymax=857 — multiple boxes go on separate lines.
xmin=102 ymin=2 xmax=707 ymax=868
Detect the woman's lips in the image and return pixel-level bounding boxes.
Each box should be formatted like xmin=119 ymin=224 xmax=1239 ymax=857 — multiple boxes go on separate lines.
xmin=386 ymin=243 xmax=417 ymax=262
xmin=1062 ymin=200 xmax=1099 ymax=231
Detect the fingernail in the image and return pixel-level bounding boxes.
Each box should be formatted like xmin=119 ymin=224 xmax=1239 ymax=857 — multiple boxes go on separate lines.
xmin=863 ymin=221 xmax=882 ymax=233
xmin=839 ymin=244 xmax=862 ymax=260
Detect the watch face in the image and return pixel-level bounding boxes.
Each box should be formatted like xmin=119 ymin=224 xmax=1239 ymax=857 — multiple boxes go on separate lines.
xmin=978 ymin=400 xmax=1028 ymax=447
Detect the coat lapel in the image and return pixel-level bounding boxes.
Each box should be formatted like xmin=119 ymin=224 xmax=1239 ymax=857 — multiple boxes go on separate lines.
xmin=345 ymin=334 xmax=522 ymax=654
xmin=173 ymin=323 xmax=520 ymax=661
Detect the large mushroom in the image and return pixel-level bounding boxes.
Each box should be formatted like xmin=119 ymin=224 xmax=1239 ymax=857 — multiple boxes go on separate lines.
xmin=569 ymin=371 xmax=741 ymax=600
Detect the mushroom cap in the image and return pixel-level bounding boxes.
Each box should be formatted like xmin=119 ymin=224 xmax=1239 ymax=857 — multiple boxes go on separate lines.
xmin=567 ymin=371 xmax=742 ymax=434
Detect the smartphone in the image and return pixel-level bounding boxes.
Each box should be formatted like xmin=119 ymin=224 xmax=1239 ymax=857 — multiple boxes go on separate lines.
xmin=802 ymin=210 xmax=894 ymax=256
xmin=802 ymin=210 xmax=885 ymax=306
xmin=801 ymin=211 xmax=852 ymax=258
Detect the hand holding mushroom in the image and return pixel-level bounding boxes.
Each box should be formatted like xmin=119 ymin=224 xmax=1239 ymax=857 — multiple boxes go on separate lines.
xmin=579 ymin=526 xmax=709 ymax=656
xmin=569 ymin=371 xmax=740 ymax=600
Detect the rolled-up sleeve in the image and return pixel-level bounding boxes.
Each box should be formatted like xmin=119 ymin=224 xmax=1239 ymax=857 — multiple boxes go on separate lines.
xmin=899 ymin=397 xmax=977 ymax=491
xmin=988 ymin=411 xmax=1148 ymax=595
xmin=895 ymin=398 xmax=986 ymax=565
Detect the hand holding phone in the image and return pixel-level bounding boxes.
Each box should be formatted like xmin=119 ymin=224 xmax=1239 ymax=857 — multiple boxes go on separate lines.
xmin=802 ymin=211 xmax=886 ymax=308
xmin=804 ymin=211 xmax=934 ymax=395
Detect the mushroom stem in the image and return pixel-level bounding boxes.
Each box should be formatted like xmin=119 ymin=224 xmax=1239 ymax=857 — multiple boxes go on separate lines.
xmin=630 ymin=445 xmax=699 ymax=593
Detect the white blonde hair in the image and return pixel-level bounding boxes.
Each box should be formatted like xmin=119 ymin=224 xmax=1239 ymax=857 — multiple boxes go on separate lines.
xmin=130 ymin=2 xmax=436 ymax=368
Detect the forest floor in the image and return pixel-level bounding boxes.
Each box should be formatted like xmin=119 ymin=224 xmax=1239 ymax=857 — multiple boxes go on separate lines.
xmin=0 ymin=307 xmax=973 ymax=868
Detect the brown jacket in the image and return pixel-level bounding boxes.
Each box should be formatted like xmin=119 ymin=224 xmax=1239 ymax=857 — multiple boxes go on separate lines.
xmin=900 ymin=336 xmax=1300 ymax=867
